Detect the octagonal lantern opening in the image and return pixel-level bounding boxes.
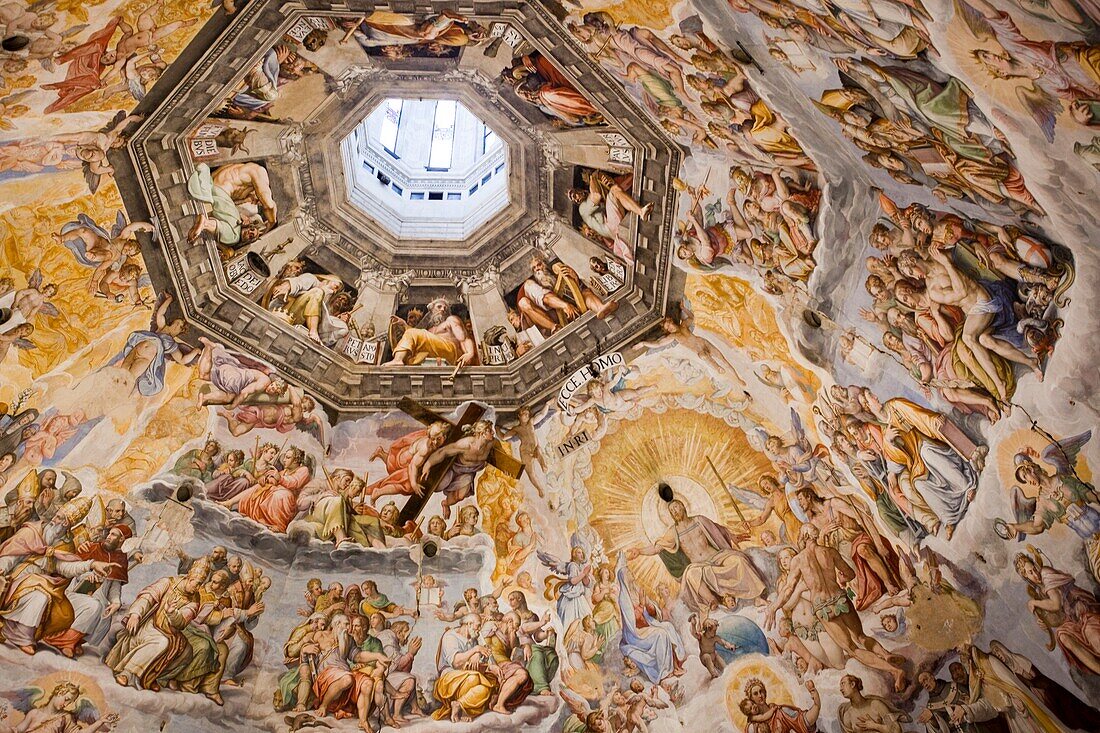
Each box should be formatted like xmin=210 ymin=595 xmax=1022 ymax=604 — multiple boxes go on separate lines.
xmin=341 ymin=97 xmax=510 ymax=241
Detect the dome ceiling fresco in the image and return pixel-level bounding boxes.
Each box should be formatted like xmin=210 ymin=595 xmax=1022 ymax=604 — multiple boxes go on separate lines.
xmin=0 ymin=1 xmax=1098 ymax=732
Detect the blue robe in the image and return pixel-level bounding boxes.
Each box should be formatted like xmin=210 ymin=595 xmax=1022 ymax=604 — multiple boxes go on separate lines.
xmin=109 ymin=330 xmax=178 ymax=396
xmin=615 ymin=556 xmax=684 ymax=684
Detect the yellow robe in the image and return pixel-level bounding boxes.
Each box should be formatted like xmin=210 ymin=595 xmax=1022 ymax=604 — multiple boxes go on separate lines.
xmin=393 ymin=328 xmax=461 ymax=365
xmin=431 ymin=669 xmax=496 ymax=719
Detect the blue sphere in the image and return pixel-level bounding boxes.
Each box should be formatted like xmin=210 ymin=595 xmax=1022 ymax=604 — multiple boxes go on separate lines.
xmin=715 ymin=614 xmax=769 ymax=663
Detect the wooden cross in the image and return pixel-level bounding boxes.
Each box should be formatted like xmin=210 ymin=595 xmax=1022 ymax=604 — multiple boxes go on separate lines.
xmin=395 ymin=397 xmax=524 ymax=524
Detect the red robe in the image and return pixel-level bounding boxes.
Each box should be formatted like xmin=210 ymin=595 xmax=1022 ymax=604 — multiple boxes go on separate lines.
xmin=41 ymin=539 xmax=129 ymax=654
xmin=364 ymin=429 xmax=429 ymax=498
xmin=42 ymin=19 xmax=121 ymax=113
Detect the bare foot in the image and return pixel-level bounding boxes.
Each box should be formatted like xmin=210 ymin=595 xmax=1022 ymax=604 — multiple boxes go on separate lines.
xmin=205 ymin=692 xmax=223 ymax=706
xmin=187 ymin=213 xmax=208 ymax=242
xmin=594 ymin=300 xmax=619 ymax=319
xmin=17 ymin=645 xmax=35 ymax=655
xmin=114 ymin=673 xmax=129 ymax=686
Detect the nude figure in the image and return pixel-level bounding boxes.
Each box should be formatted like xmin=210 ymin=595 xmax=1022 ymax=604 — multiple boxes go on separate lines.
xmin=421 ymin=420 xmax=496 ymax=519
xmin=119 ymin=293 xmax=196 ymax=382
xmin=0 ymin=324 xmax=33 ymax=364
xmin=689 ymin=613 xmax=737 ymax=678
xmin=12 ymin=280 xmax=57 ymax=321
xmin=187 ymin=162 xmax=278 ymax=242
xmin=500 ymin=405 xmax=548 ymax=498
xmin=55 ymin=219 xmax=152 ymax=295
xmin=768 ymin=525 xmax=907 ymax=691
xmin=108 ymin=1 xmax=198 ymax=64
xmin=637 ymin=299 xmax=746 ymax=387
xmin=901 ymin=238 xmax=1041 ymax=401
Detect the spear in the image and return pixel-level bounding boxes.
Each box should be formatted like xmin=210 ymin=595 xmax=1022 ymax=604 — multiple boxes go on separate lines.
xmin=705 ymin=454 xmax=747 ymax=524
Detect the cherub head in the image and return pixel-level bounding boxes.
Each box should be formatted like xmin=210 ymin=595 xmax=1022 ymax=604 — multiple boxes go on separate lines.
xmin=47 ymin=682 xmax=81 ymax=710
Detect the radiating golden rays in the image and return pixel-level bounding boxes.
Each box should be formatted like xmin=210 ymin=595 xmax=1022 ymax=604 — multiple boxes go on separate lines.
xmin=586 ymin=408 xmax=775 ymax=596
xmin=685 ymin=272 xmax=821 ymax=397
xmin=995 ymin=426 xmax=1093 ymax=487
xmin=724 ymin=658 xmax=798 ymax=729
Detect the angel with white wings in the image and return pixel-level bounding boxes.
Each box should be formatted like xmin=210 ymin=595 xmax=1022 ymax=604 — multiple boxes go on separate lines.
xmin=959 ymin=0 xmax=1100 ymax=141
xmin=1000 ymin=431 xmax=1100 ymax=578
xmin=636 ymin=297 xmax=746 ymax=388
xmin=747 ymin=408 xmax=838 ymax=488
xmin=0 ymin=680 xmax=119 ymax=733
xmin=537 ymin=544 xmax=594 ymax=634
xmin=48 ymin=111 xmax=143 ymax=193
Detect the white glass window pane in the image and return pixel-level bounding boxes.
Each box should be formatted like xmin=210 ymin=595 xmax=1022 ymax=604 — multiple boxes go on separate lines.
xmin=484 ymin=128 xmax=499 ymax=153
xmin=379 ymin=99 xmax=402 ymax=156
xmin=428 ymin=100 xmax=457 ymax=170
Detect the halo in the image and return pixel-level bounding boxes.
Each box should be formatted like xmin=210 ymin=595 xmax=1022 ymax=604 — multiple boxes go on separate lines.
xmin=723 ymin=658 xmax=798 ymax=729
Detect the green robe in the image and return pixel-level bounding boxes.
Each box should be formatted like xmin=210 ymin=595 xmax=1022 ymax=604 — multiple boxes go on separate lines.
xmin=187 ymin=163 xmax=242 ymax=245
xmin=527 ymin=641 xmax=559 ymax=694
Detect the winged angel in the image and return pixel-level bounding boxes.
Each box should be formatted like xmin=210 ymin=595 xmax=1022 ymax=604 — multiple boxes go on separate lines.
xmin=747 ymin=408 xmax=839 ymax=492
xmin=958 ymin=0 xmax=1100 ymax=141
xmin=998 ymin=431 xmax=1100 ymax=580
xmin=0 ymin=268 xmax=60 ymax=329
xmin=56 ymin=211 xmax=153 ymax=302
xmin=0 ymin=681 xmax=118 ymax=733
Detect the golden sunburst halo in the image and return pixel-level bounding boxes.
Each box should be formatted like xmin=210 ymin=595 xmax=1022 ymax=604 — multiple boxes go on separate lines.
xmin=585 ymin=407 xmax=775 ymax=597
xmin=5 ymin=670 xmax=109 ymax=719
xmin=724 ymin=658 xmax=798 ymax=729
xmin=995 ymin=426 xmax=1092 ymax=487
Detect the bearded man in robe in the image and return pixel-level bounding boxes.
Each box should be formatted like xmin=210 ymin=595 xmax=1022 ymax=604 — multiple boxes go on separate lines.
xmin=105 ymin=561 xmax=209 ymax=692
xmin=0 ymin=497 xmax=117 ymax=655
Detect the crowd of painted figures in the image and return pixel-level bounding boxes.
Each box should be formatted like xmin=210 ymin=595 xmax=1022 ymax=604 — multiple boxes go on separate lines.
xmin=1 ymin=1 xmax=1100 ymax=732
xmin=174 ymin=414 xmax=499 ymax=549
xmin=0 ymin=465 xmax=268 ymax=706
xmin=271 ymin=578 xmax=560 ymax=731
xmin=861 ymin=193 xmax=1071 ymax=414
